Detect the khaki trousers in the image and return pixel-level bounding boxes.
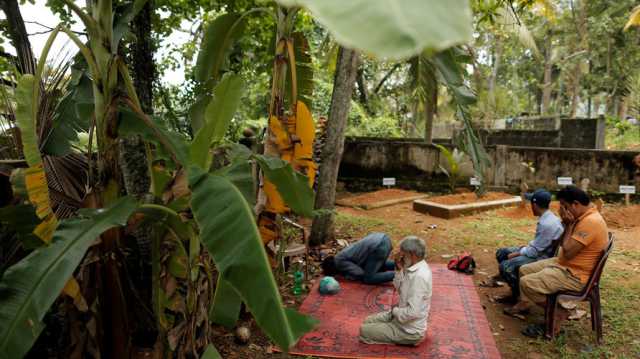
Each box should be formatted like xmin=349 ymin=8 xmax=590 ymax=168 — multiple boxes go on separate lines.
xmin=519 ymin=258 xmax=584 ymax=305
xmin=359 ymin=311 xmax=423 ymax=345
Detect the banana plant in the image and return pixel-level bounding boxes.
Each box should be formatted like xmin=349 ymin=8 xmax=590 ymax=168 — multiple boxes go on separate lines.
xmin=1 ymin=2 xmax=316 ymax=358
xmin=435 ymin=144 xmax=466 ymax=193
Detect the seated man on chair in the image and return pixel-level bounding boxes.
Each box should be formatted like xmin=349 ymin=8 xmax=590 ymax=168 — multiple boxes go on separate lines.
xmin=322 ymin=232 xmax=396 ymax=284
xmin=504 ymin=186 xmax=608 ymax=337
xmin=359 ymin=236 xmax=432 ymax=345
xmin=494 ymin=189 xmax=564 ymax=303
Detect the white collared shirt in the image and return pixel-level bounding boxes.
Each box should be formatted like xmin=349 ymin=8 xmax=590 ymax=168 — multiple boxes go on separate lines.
xmin=391 ymin=260 xmax=432 ymax=336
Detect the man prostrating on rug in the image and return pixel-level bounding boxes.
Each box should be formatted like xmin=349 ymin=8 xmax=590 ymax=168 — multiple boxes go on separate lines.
xmin=322 ymin=232 xmax=396 ymax=284
xmin=359 ymin=236 xmax=433 ymax=345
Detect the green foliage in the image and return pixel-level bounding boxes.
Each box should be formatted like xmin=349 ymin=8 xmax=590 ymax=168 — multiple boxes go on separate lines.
xmin=276 ymin=0 xmax=473 ymax=59
xmin=254 ymin=154 xmax=316 ymax=218
xmin=0 ymin=197 xmax=137 ymax=359
xmin=190 ymin=73 xmax=245 ymax=169
xmin=346 ymin=114 xmax=404 ymax=138
xmin=200 ymin=344 xmax=223 ymax=359
xmin=210 ymin=277 xmax=242 ymax=328
xmin=188 ymin=166 xmax=318 ymax=350
xmin=435 ymin=144 xmax=465 ymax=193
xmin=14 ymin=75 xmax=39 ymax=166
xmin=194 ymin=13 xmax=246 ymax=86
xmin=42 ymin=60 xmax=93 ymax=156
xmin=285 ymin=32 xmax=314 ymax=108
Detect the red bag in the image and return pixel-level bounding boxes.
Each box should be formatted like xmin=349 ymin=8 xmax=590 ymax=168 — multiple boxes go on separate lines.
xmin=447 ymin=252 xmax=476 ymax=274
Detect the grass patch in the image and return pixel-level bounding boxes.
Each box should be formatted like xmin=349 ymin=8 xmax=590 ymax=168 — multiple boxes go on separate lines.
xmin=605 ymin=127 xmax=640 ymax=150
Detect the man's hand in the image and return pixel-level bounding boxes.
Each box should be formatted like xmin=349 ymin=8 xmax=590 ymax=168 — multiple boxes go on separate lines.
xmin=559 ymin=205 xmax=575 ymax=225
xmin=393 ymin=251 xmax=404 ymax=270
xmin=507 ymin=252 xmax=520 ymax=260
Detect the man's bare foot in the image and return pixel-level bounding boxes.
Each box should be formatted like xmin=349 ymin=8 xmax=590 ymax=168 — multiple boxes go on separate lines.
xmin=503 ymin=301 xmax=531 ymax=316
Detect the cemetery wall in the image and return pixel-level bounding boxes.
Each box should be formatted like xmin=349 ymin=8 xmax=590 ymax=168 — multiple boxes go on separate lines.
xmin=338 ymin=137 xmax=639 ymax=194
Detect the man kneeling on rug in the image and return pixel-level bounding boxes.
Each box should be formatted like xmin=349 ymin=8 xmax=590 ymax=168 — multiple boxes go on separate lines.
xmin=494 ymin=189 xmax=564 ymax=303
xmin=359 ymin=236 xmax=432 ymax=345
xmin=322 ymin=232 xmax=396 ymax=284
xmin=504 ymin=186 xmax=608 ymax=337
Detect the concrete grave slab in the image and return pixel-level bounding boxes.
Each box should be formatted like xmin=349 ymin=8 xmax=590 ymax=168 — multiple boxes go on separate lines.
xmin=413 ymin=196 xmax=522 ymax=219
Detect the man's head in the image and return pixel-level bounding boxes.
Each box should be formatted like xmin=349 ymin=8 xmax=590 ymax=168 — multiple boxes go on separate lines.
xmin=557 ymin=185 xmax=590 ymax=218
xmin=525 ymin=189 xmax=552 ymax=216
xmin=398 ymin=236 xmax=426 ymax=268
xmin=321 ymin=256 xmax=337 ymax=276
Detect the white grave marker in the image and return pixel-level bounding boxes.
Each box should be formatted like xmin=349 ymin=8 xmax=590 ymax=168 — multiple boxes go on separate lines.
xmin=557 ymin=177 xmax=573 ymax=185
xmin=619 ymin=185 xmax=636 ymax=194
xmin=382 ymin=177 xmax=396 ymax=187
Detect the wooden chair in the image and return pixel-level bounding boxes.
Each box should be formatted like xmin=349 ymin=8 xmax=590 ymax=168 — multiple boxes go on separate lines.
xmin=544 ymin=233 xmax=614 ymax=344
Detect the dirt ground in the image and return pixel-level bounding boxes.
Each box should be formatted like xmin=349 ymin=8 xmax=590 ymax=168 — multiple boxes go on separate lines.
xmin=212 ymin=192 xmax=640 ymax=359
xmin=336 ymin=188 xmax=423 ymax=206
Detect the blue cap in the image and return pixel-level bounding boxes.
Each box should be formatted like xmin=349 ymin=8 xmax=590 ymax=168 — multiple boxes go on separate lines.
xmin=524 ymin=189 xmax=552 ymax=207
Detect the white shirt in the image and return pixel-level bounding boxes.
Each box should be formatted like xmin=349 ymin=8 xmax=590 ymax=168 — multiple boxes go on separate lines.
xmin=391 ymin=260 xmax=432 ymax=336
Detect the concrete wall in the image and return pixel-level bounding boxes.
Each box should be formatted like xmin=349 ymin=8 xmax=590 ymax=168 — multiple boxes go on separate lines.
xmin=338 ymin=138 xmax=639 ymax=193
xmin=453 ymin=118 xmax=606 ymax=149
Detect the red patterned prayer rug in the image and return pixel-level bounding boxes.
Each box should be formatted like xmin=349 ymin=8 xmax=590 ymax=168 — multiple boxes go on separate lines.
xmin=288 ymin=264 xmax=501 ymax=358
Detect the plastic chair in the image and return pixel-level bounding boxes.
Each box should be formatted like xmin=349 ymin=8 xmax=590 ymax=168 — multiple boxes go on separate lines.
xmin=544 ymin=233 xmax=614 ymax=344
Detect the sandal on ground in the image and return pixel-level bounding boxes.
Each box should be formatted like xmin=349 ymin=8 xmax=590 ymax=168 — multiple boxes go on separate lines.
xmin=521 ymin=323 xmax=564 ymax=339
xmin=521 ymin=324 xmax=545 ymax=338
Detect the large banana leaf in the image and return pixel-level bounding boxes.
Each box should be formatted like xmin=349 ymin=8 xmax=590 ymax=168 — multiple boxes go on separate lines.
xmin=188 ymin=167 xmax=317 ymax=350
xmin=15 ymin=75 xmax=40 ymax=166
xmin=276 ymin=0 xmax=473 ymax=59
xmin=213 ymin=150 xmax=255 ymax=207
xmin=190 ymin=73 xmax=244 ymax=169
xmin=210 ymin=276 xmax=242 ymax=328
xmin=194 ymin=13 xmax=246 ymax=85
xmin=117 ymin=107 xmax=190 ymax=167
xmin=432 ymin=48 xmax=476 ymax=106
xmin=285 ymin=32 xmax=314 ymax=109
xmin=0 ymin=197 xmax=137 ymax=359
xmin=43 ymin=65 xmax=93 ymax=156
xmin=431 ymin=48 xmax=490 ymax=192
xmin=253 ymin=155 xmax=315 ymax=218
xmin=15 ymin=75 xmax=59 ymax=242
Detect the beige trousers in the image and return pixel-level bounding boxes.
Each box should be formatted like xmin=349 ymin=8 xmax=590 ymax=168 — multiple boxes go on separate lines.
xmin=359 ymin=311 xmax=423 ymax=345
xmin=519 ymin=258 xmax=584 ymax=305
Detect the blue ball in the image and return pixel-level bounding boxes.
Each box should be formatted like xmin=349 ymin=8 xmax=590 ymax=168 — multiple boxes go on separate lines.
xmin=319 ymin=276 xmax=340 ymax=295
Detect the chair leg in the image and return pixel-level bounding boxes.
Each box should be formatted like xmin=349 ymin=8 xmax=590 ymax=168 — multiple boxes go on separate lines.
xmin=545 ymin=295 xmax=558 ymax=340
xmin=592 ymin=288 xmax=603 ymax=345
xmin=589 ymin=296 xmax=597 ymax=331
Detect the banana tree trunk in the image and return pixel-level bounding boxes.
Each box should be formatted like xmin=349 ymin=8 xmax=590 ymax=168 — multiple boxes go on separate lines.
xmin=310 ymin=47 xmax=359 ymax=246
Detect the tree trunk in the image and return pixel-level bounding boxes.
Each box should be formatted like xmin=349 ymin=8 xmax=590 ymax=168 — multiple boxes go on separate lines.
xmin=120 ymin=0 xmax=153 ymax=202
xmin=118 ymin=0 xmax=155 ymax=347
xmin=569 ymin=0 xmax=588 ymax=118
xmin=424 ymin=76 xmax=437 ymax=144
xmin=310 ymin=47 xmax=359 ymax=246
xmin=355 ymin=66 xmax=370 ymax=113
xmin=0 ymin=0 xmax=35 ymax=74
xmin=486 ymin=34 xmax=503 ymax=119
xmin=541 ymin=30 xmax=553 ymax=115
